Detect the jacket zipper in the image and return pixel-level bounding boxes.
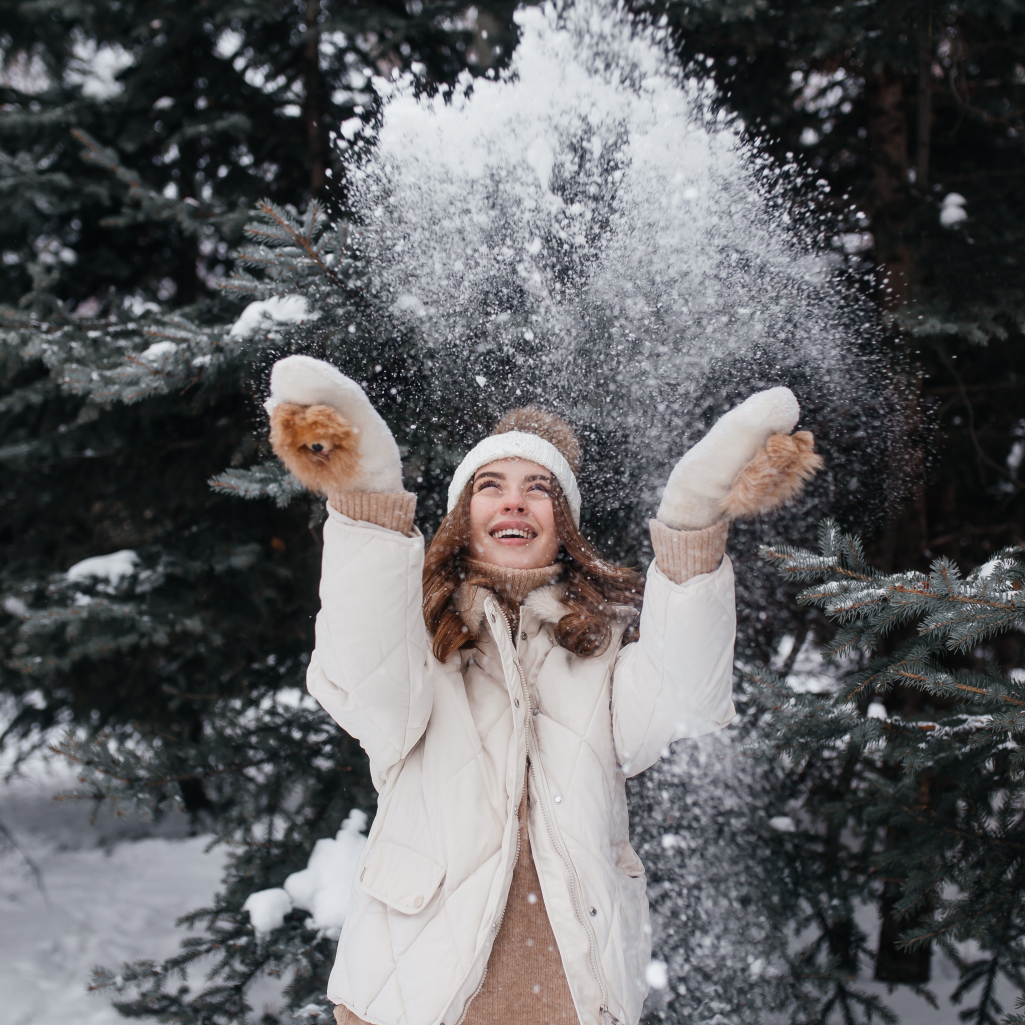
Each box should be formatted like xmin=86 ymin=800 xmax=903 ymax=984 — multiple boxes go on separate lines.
xmin=454 ymin=604 xmax=529 ymax=1025
xmin=489 ymin=600 xmax=615 ymax=1021
xmin=524 ymin=692 xmax=612 ymax=1014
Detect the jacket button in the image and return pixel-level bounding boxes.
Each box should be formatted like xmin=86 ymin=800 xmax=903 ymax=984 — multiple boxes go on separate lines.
xmin=521 ymin=631 xmax=527 ymax=640
xmin=590 ymin=907 xmax=597 ymax=917
xmin=554 ymin=795 xmax=562 ymax=804
xmin=532 ymin=707 xmax=539 ymax=716
xmin=360 ymin=867 xmax=366 ymax=881
xmin=413 ymin=895 xmax=424 ymax=908
xmin=490 ymin=613 xmax=496 ymax=623
xmin=514 ymin=698 xmax=520 ymax=708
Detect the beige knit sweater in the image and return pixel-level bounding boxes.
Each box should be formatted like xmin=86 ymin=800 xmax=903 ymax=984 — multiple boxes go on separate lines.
xmin=329 ymin=493 xmax=727 ymax=1025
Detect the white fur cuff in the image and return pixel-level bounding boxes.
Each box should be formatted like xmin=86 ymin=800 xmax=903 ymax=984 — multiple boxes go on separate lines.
xmin=447 ymin=431 xmax=581 ymax=524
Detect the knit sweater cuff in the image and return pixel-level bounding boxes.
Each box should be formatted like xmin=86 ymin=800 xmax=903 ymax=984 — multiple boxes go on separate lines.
xmin=328 ymin=491 xmax=417 ymax=536
xmin=649 ymin=518 xmax=728 ymax=584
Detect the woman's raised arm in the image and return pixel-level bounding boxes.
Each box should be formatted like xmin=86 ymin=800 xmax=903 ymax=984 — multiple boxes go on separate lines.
xmin=266 ymin=356 xmax=431 ymax=791
xmin=612 ymin=387 xmax=824 ymax=776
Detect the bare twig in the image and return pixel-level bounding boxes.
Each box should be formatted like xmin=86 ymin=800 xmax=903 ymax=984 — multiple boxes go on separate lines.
xmin=0 ymin=816 xmax=48 ymax=901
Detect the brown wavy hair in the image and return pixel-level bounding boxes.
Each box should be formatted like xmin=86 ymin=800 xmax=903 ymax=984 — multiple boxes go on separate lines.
xmin=423 ymin=478 xmax=645 ymax=663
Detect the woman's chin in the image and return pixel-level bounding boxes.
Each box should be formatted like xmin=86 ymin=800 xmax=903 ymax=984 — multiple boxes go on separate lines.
xmin=475 ymin=540 xmax=553 ymax=570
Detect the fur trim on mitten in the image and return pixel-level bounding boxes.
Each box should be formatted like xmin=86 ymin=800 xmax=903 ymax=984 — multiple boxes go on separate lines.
xmin=265 ymin=355 xmax=404 ymax=494
xmin=657 ymin=387 xmax=801 ymax=531
xmin=269 ymin=402 xmax=361 ymax=496
xmin=721 ymin=430 xmax=824 ymax=520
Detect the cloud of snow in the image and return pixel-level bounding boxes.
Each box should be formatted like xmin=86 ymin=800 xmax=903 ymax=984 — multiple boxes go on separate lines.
xmin=350 ymin=0 xmax=881 ymax=513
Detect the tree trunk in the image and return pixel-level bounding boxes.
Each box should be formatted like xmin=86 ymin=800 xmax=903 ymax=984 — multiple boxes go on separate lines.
xmin=875 ymin=773 xmax=934 ymax=984
xmin=302 ymin=0 xmax=326 ymax=197
xmin=916 ymin=27 xmax=933 ymax=189
xmin=875 ymin=885 xmax=933 ymax=983
xmin=865 ymin=66 xmax=911 ymax=308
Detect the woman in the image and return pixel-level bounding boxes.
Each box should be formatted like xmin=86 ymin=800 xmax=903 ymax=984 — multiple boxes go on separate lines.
xmin=265 ymin=355 xmax=822 ymax=1025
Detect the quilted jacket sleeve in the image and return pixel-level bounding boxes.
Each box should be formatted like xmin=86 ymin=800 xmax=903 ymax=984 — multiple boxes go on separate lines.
xmin=611 ymin=557 xmax=736 ymax=777
xmin=306 ymin=504 xmax=433 ymax=791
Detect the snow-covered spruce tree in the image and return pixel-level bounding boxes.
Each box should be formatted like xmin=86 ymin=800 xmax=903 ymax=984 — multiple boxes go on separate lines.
xmin=12 ymin=200 xmax=399 ymax=1022
xmin=738 ymin=520 xmax=1025 ymax=1025
xmin=0 ymin=200 xmax=330 ymax=791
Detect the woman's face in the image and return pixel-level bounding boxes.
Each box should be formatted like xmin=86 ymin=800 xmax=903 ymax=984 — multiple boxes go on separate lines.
xmin=467 ymin=458 xmax=561 ymax=569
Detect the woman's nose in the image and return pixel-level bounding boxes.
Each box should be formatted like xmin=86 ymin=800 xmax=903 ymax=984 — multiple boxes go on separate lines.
xmin=503 ymin=492 xmax=526 ymax=512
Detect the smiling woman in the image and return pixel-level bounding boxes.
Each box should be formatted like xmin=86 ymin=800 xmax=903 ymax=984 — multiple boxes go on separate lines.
xmin=421 ymin=413 xmax=648 ymax=663
xmin=263 ymin=355 xmax=823 ymax=1025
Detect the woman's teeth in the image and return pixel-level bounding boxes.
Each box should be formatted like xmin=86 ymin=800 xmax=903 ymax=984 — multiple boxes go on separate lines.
xmin=491 ymin=528 xmax=536 ymax=539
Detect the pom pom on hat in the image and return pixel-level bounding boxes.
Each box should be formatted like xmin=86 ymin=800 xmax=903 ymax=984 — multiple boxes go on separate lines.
xmin=493 ymin=407 xmax=583 ymax=474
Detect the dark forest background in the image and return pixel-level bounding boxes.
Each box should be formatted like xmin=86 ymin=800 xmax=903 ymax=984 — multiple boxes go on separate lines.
xmin=1 ymin=0 xmax=1023 ymax=1022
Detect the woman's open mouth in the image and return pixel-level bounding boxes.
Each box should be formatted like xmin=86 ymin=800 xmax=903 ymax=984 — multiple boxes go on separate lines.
xmin=490 ymin=525 xmax=537 ymax=545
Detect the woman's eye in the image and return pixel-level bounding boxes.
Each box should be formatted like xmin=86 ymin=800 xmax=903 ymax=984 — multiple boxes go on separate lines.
xmin=529 ymin=484 xmax=551 ymax=496
xmin=476 ymin=481 xmax=500 ymax=492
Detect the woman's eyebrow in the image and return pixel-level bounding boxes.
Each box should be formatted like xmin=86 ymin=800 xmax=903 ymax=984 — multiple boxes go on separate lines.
xmin=473 ymin=471 xmax=506 ymax=482
xmin=524 ymin=474 xmax=553 ymax=483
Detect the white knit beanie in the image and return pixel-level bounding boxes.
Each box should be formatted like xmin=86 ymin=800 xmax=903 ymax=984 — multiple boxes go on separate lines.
xmin=447 ymin=429 xmax=582 ymax=525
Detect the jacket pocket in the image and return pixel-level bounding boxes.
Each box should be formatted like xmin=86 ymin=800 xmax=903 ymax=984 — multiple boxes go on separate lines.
xmin=614 ymin=841 xmax=646 ymax=878
xmin=358 ymin=839 xmax=445 ymax=914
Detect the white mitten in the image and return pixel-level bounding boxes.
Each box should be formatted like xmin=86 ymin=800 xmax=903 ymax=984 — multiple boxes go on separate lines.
xmin=265 ymin=355 xmax=403 ymax=495
xmin=657 ymin=387 xmax=818 ymax=530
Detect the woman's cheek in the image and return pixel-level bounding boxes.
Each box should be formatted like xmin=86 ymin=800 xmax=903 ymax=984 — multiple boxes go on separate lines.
xmin=535 ymin=499 xmax=556 ymax=532
xmin=468 ymin=496 xmax=494 ymax=539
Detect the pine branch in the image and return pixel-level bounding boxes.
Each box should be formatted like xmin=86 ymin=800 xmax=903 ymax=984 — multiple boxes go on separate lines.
xmin=209 ymin=462 xmax=306 ymax=509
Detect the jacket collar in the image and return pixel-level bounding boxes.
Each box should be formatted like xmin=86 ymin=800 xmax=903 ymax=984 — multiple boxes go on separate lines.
xmin=453 ymin=580 xmax=570 ymax=634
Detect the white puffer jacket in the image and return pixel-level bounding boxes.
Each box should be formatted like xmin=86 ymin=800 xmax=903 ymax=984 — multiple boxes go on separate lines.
xmin=307 ymin=507 xmax=737 ymax=1025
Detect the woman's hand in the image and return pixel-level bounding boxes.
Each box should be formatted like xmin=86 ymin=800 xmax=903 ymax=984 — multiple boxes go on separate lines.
xmin=657 ymin=386 xmax=823 ymax=531
xmin=265 ymin=355 xmax=404 ymax=497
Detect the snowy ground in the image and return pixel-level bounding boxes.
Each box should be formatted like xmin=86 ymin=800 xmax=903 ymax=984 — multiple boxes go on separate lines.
xmin=1 ymin=757 xmax=1017 ymax=1025
xmin=0 ymin=760 xmax=227 ymax=1025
